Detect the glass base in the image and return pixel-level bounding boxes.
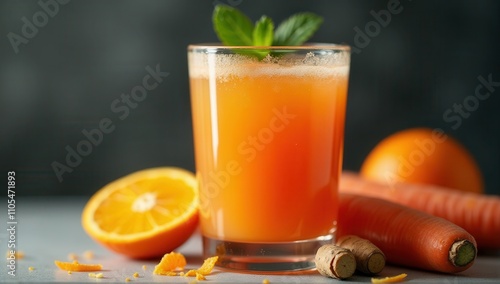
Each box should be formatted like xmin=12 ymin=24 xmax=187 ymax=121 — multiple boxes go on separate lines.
xmin=202 ymin=234 xmax=334 ymax=272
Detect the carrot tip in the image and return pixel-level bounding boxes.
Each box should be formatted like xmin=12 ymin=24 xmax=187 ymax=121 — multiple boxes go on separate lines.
xmin=449 ymin=240 xmax=476 ymax=267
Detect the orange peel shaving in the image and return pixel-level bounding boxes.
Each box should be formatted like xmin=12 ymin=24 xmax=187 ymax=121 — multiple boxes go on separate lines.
xmin=371 ymin=273 xmax=408 ymax=283
xmin=184 ymin=269 xmax=196 ymax=277
xmin=196 ymin=272 xmax=206 ymax=280
xmin=5 ymin=251 xmax=24 ymax=259
xmin=196 ymin=256 xmax=218 ymax=275
xmin=153 ymin=252 xmax=186 ymax=275
xmin=154 ymin=252 xmax=218 ymax=279
xmin=54 ymin=260 xmax=103 ymax=272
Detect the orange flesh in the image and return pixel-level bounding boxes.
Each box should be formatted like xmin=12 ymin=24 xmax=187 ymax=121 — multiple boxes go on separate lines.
xmin=93 ymin=177 xmax=195 ymax=235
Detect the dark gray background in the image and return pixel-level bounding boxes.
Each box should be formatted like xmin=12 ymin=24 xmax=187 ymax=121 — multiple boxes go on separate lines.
xmin=1 ymin=0 xmax=499 ymax=196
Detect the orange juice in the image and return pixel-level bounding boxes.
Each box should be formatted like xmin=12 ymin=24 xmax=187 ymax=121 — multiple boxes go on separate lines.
xmin=189 ymin=47 xmax=350 ymax=244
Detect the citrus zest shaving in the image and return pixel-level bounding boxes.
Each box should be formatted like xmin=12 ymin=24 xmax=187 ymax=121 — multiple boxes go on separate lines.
xmin=371 ymin=273 xmax=408 ymax=283
xmin=153 ymin=252 xmax=187 ymax=275
xmin=153 ymin=252 xmax=218 ymax=280
xmin=6 ymin=251 xmax=25 ymax=259
xmin=83 ymin=250 xmax=94 ymax=259
xmin=165 ymin=271 xmax=178 ymax=276
xmin=88 ymin=272 xmax=104 ymax=278
xmin=196 ymin=256 xmax=219 ymax=275
xmin=196 ymin=272 xmax=206 ymax=280
xmin=54 ymin=260 xmax=103 ymax=272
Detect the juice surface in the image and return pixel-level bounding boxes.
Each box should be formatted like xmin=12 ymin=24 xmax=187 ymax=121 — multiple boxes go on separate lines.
xmin=189 ymin=53 xmax=349 ymax=242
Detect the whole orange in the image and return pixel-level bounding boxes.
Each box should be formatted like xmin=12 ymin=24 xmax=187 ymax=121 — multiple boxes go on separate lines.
xmin=360 ymin=128 xmax=484 ymax=193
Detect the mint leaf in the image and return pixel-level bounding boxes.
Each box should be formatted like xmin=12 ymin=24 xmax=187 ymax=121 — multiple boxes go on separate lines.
xmin=273 ymin=12 xmax=323 ymax=46
xmin=253 ymin=16 xmax=274 ymax=46
xmin=251 ymin=15 xmax=274 ymax=59
xmin=213 ymin=5 xmax=254 ymax=46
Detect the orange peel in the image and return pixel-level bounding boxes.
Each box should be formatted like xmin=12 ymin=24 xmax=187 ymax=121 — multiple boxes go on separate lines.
xmin=154 ymin=252 xmax=218 ymax=279
xmin=54 ymin=260 xmax=103 ymax=272
xmin=371 ymin=273 xmax=408 ymax=283
xmin=196 ymin=256 xmax=218 ymax=275
xmin=153 ymin=252 xmax=186 ymax=275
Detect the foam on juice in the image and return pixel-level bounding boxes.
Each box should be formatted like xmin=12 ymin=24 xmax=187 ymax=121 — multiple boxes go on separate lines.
xmin=188 ymin=51 xmax=350 ymax=80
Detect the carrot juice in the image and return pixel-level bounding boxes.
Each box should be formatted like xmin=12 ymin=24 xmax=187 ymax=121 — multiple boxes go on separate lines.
xmin=188 ymin=45 xmax=350 ymax=270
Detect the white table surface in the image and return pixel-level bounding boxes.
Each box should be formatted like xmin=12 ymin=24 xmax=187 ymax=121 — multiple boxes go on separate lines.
xmin=1 ymin=197 xmax=499 ymax=283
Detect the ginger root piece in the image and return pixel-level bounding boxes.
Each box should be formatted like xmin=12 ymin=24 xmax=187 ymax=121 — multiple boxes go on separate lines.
xmin=315 ymin=244 xmax=356 ymax=279
xmin=337 ymin=235 xmax=386 ymax=275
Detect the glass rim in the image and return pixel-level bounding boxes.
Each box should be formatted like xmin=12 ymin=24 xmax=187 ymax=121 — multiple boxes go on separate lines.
xmin=188 ymin=43 xmax=350 ymax=51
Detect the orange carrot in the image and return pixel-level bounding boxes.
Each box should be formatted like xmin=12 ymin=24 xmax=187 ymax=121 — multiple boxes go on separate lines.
xmin=338 ymin=193 xmax=477 ymax=273
xmin=340 ymin=172 xmax=500 ymax=249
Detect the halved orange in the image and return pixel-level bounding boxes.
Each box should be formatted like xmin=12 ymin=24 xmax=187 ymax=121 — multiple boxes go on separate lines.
xmin=82 ymin=167 xmax=199 ymax=259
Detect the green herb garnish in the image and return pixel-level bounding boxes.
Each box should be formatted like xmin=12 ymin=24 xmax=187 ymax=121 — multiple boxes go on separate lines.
xmin=213 ymin=5 xmax=323 ymax=59
xmin=272 ymin=12 xmax=323 ymax=46
xmin=253 ymin=15 xmax=274 ymax=46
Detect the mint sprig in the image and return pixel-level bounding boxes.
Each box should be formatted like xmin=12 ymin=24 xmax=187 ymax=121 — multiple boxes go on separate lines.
xmin=213 ymin=5 xmax=323 ymax=59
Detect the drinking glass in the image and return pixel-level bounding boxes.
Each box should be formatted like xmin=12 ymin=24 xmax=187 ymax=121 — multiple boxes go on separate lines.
xmin=188 ymin=44 xmax=350 ymax=271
